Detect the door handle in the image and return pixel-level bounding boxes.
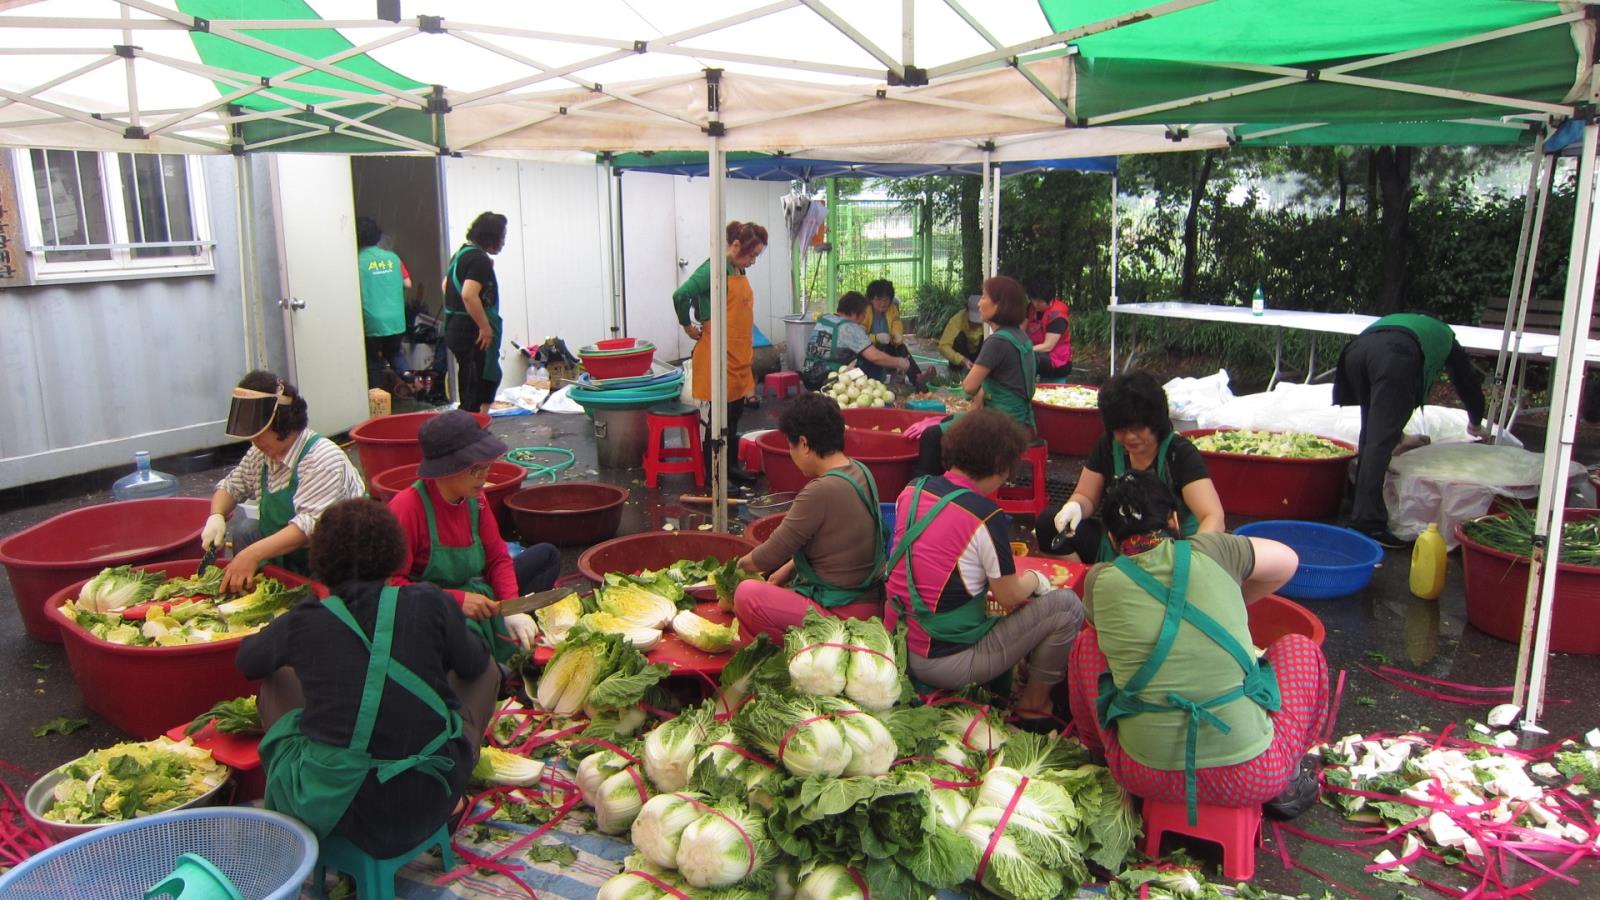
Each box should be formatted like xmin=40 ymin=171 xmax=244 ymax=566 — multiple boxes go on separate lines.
xmin=279 ymin=297 xmax=307 ymax=310
xmin=677 ymin=258 xmax=689 ymax=268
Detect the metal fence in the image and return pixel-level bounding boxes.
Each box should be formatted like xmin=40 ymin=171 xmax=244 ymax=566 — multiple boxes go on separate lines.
xmin=811 ymin=197 xmax=962 ymax=318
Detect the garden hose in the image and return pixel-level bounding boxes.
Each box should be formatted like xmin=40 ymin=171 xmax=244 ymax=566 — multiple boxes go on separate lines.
xmin=506 ymin=446 xmax=577 ymax=483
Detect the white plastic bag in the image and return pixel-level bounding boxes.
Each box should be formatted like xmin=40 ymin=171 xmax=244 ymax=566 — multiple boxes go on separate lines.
xmin=1163 ymin=369 xmax=1235 ymax=422
xmin=1385 ymin=443 xmax=1586 ymax=547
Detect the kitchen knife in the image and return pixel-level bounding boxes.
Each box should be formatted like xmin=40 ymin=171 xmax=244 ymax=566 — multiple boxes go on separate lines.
xmin=499 ymin=585 xmax=584 ymax=617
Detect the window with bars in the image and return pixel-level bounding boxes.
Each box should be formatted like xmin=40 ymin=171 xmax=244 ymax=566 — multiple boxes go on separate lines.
xmin=16 ymin=149 xmax=212 ymax=279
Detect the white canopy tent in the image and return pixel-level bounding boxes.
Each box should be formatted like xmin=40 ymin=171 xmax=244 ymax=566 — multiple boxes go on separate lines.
xmin=1 ymin=0 xmax=1596 ymax=723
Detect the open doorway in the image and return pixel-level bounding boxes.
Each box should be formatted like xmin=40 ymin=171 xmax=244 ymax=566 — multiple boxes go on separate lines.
xmin=350 ymin=156 xmax=447 ymax=408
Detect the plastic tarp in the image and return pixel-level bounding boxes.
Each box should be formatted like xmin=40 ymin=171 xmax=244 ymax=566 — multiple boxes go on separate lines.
xmin=1180 ymin=376 xmax=1489 ymax=449
xmin=1385 ymin=443 xmax=1590 ymax=548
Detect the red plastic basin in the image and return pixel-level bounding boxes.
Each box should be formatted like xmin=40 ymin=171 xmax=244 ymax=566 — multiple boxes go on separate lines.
xmin=1456 ymin=509 xmax=1600 ymax=655
xmin=1181 ymin=428 xmax=1356 ymax=520
xmin=1032 ymin=385 xmax=1104 ymax=457
xmin=595 ymin=338 xmax=639 ymax=351
xmin=348 ymin=411 xmax=492 ymax=486
xmin=1246 ymin=593 xmax=1326 ymax=647
xmin=44 ymin=559 xmax=327 ymax=739
xmin=369 ymin=461 xmax=526 ymax=539
xmin=840 ymin=407 xmax=941 ymax=435
xmin=578 ymin=531 xmax=758 ymax=584
xmin=581 ymin=347 xmax=655 ymax=380
xmin=746 ymin=512 xmax=786 ymax=545
xmin=0 ymin=497 xmax=211 ymax=643
xmin=504 ymin=482 xmax=628 ymax=547
xmin=755 ymin=429 xmax=918 ymax=498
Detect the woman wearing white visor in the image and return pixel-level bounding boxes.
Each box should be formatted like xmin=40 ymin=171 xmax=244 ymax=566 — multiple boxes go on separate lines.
xmin=204 ymin=371 xmax=367 ymax=592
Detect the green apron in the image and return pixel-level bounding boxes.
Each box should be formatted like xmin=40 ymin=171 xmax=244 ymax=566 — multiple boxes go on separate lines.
xmin=789 ymin=460 xmax=885 ymax=608
xmin=259 ymin=585 xmax=463 ymax=839
xmin=940 ymin=327 xmax=1037 ymax=434
xmin=884 ymin=478 xmax=998 ymax=645
xmin=256 ymin=433 xmax=321 ymax=575
xmin=1094 ymin=541 xmax=1281 ymax=824
xmin=444 ymin=244 xmax=503 ymax=384
xmin=415 ymin=481 xmax=516 ymax=663
xmin=1099 ymin=432 xmax=1203 ymax=562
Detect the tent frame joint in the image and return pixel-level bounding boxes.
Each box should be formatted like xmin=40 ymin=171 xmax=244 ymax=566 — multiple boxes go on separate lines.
xmin=705 ymin=121 xmax=727 ymax=137
xmin=113 ymin=44 xmax=138 ymax=59
xmin=1165 ymin=126 xmax=1189 ymax=142
xmin=418 ymin=15 xmax=445 ymax=35
xmin=123 ymin=125 xmax=146 ymax=139
xmin=426 ymin=84 xmax=450 ymax=114
xmin=189 ymin=16 xmax=210 ymax=34
xmin=889 ymin=65 xmax=928 ymax=87
xmin=633 ymin=40 xmax=648 ymax=54
xmin=1305 ymin=69 xmax=1321 ymax=82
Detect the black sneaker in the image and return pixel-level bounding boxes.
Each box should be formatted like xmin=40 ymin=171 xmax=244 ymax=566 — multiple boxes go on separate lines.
xmin=1363 ymin=529 xmax=1410 ymax=550
xmin=1263 ymin=757 xmax=1320 ymax=820
xmin=727 ymin=465 xmax=759 ymax=487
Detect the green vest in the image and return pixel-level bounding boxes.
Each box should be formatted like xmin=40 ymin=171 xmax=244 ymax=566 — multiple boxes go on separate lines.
xmin=415 ymin=482 xmax=516 ymax=663
xmin=256 ymin=434 xmax=322 ymax=575
xmin=885 ymin=478 xmax=999 ymax=646
xmin=259 ymin=585 xmax=463 ymax=839
xmin=1100 ymin=432 xmax=1201 ymax=561
xmin=1093 ymin=540 xmax=1280 ymax=823
xmin=357 ymin=245 xmax=406 ymax=337
xmin=443 ymin=244 xmax=503 ymax=384
xmin=789 ymin=460 xmax=885 ymax=608
xmin=983 ymin=327 xmax=1037 ymax=430
xmin=805 ymin=314 xmax=853 ymax=373
xmin=1368 ymin=314 xmax=1456 ymax=394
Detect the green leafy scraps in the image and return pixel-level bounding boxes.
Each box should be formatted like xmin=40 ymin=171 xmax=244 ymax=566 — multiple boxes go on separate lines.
xmin=525 ymin=842 xmax=578 ymax=867
xmin=32 ymin=716 xmax=88 ymax=737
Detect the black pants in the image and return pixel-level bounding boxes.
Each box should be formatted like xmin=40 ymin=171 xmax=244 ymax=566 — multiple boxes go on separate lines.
xmin=914 ymin=416 xmax=951 ymax=478
xmin=1035 ymin=507 xmax=1107 ymax=562
xmin=512 ymin=542 xmax=561 ymax=594
xmin=365 ymin=333 xmax=409 ymax=389
xmin=1341 ymin=330 xmax=1423 ymax=533
xmin=1036 ymin=357 xmax=1073 ymax=381
xmin=445 ymin=315 xmax=498 ymax=412
xmin=703 ymin=400 xmax=747 ymax=480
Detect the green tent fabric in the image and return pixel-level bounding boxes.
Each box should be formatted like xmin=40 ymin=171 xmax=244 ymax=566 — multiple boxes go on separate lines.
xmin=178 ymin=0 xmax=438 ymax=152
xmin=1040 ymin=0 xmax=1579 ymax=145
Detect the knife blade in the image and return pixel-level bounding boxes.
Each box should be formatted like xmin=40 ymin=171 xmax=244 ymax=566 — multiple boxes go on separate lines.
xmin=499 ymin=585 xmax=583 ymax=617
xmin=196 ymin=545 xmax=219 ymax=575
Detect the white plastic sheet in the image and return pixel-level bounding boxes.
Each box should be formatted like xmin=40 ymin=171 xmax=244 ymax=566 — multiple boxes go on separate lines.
xmin=1190 ymin=378 xmax=1503 ymax=449
xmin=1163 ymin=370 xmax=1235 ymax=422
xmin=1384 ymin=443 xmax=1590 ymax=547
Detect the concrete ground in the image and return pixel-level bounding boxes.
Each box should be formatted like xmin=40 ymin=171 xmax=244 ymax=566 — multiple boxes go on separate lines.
xmin=3 ymin=392 xmax=1597 ymax=897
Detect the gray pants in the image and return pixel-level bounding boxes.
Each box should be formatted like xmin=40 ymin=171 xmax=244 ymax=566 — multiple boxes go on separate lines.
xmin=226 ymin=514 xmax=264 ymax=551
xmin=909 ymin=589 xmax=1085 ymax=689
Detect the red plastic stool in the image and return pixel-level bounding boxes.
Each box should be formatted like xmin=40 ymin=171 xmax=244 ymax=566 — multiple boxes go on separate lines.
xmin=1140 ymin=799 xmax=1261 ymax=881
xmin=645 ymin=403 xmax=704 ymax=488
xmin=995 ymin=440 xmax=1048 ymax=518
xmin=763 ymin=370 xmax=802 ymax=400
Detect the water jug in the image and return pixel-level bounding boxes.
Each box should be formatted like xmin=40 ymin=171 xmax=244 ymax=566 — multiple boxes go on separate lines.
xmin=1409 ymin=523 xmax=1447 ymax=600
xmin=112 ymin=451 xmax=180 ymax=500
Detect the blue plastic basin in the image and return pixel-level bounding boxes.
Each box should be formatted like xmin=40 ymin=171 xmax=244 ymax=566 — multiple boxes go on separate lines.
xmin=1234 ymin=520 xmax=1383 ymax=600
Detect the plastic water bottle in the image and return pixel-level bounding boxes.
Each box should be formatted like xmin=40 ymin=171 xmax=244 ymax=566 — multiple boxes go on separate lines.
xmin=1251 ymin=285 xmax=1266 ymax=317
xmin=1409 ymin=523 xmax=1447 ymax=600
xmin=112 ymin=451 xmax=180 ymax=500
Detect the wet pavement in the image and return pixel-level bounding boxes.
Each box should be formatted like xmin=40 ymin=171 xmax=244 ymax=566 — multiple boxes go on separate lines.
xmin=3 ymin=392 xmax=1598 ymax=897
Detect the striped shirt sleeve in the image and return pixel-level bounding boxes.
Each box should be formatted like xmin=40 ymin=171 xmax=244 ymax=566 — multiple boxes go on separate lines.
xmin=288 ymin=439 xmax=368 ymax=537
xmin=216 ymin=448 xmax=265 ymax=502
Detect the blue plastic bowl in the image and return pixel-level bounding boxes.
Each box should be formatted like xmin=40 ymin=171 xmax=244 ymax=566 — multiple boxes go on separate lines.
xmin=1234 ymin=520 xmax=1383 ymax=600
xmin=0 ymin=807 xmax=316 ymax=900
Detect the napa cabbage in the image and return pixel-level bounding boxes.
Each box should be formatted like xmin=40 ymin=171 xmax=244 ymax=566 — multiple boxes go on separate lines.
xmin=642 ymin=705 xmax=713 ymax=792
xmin=841 ymin=617 xmax=903 ymax=711
xmin=672 ymin=608 xmax=740 ymax=653
xmin=785 ymin=611 xmax=850 ymax=697
xmin=598 ymin=581 xmax=677 ymax=629
xmin=631 ymin=791 xmax=708 ymax=869
xmin=674 ymin=799 xmax=775 ymax=889
xmin=733 ymin=693 xmax=848 ymax=778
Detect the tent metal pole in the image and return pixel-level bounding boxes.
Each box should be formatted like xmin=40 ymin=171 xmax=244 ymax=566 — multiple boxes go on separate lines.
xmin=990 ymin=162 xmax=1001 ymax=278
xmin=902 ymin=0 xmax=913 ymax=69
xmin=797 ymin=0 xmax=905 ymax=80
xmin=708 ymin=71 xmax=729 ymax=533
xmin=1488 ymin=150 xmax=1546 ymax=430
xmin=1499 ymin=154 xmax=1559 ymax=438
xmin=234 ymin=154 xmax=256 ymax=372
xmin=602 ymin=157 xmax=623 ymax=336
xmin=1110 ymin=171 xmax=1120 ymax=376
xmin=926 ymin=0 xmax=1213 ymax=80
xmin=1517 ymin=122 xmax=1600 ymax=726
xmin=980 ymin=147 xmax=993 ymax=278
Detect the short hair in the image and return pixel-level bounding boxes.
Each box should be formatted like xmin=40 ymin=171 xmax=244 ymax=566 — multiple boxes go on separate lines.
xmin=941 ymin=408 xmax=1028 ymax=480
xmin=309 ymin=498 xmax=406 ymax=587
xmin=836 ymin=291 xmax=868 ymax=318
xmin=356 ymin=216 xmax=383 ymax=249
xmin=779 ymin=393 xmax=846 ymax=457
xmin=237 ymin=369 xmax=308 ymax=439
xmin=1024 ymin=275 xmax=1054 ymax=302
xmin=865 ymin=279 xmax=895 ymax=302
xmin=1098 ymin=370 xmax=1173 ymax=437
xmin=466 ymin=212 xmax=509 ymax=250
xmin=983 ymin=276 xmax=1028 ymax=327
xmin=726 ymin=221 xmax=769 ymax=249
xmin=1100 ymin=469 xmax=1180 ymax=542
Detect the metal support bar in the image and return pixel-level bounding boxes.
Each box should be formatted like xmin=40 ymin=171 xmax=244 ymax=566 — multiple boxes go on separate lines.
xmin=927 ymin=0 xmax=1215 ymax=79
xmin=1490 ymin=151 xmax=1549 ymax=430
xmin=797 ymin=0 xmax=904 ymax=80
xmin=707 ymin=70 xmax=729 ymax=532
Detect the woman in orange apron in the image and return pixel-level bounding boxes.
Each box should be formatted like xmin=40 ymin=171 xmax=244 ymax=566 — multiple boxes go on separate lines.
xmin=672 ymin=221 xmax=769 ymax=485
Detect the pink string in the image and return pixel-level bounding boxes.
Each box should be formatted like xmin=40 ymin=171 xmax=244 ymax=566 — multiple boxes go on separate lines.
xmin=792 ymin=640 xmax=895 ymax=664
xmin=976 ymin=775 xmax=1027 ymax=882
xmin=777 ymin=710 xmax=860 ymax=765
xmin=710 ymin=740 xmax=776 ymax=769
xmin=672 ymin=793 xmax=758 ymax=878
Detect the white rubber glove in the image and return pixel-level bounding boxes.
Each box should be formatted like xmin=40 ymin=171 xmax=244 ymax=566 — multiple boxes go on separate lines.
xmin=1053 ymin=500 xmax=1083 ymax=536
xmin=503 ymin=613 xmax=538 ymax=651
xmin=1028 ymin=569 xmax=1053 ymax=596
xmin=201 ymin=513 xmax=228 ymax=551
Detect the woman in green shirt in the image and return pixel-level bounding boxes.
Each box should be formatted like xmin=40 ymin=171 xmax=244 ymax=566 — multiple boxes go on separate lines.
xmin=1066 ymin=471 xmax=1325 ymax=822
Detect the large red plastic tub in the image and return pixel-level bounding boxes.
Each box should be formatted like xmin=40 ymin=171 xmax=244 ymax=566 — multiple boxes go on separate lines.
xmin=580 ymin=346 xmax=655 ymax=380
xmin=369 ymin=461 xmax=526 ymax=539
xmin=746 ymin=512 xmax=786 ymax=545
xmin=1247 ymin=593 xmax=1326 ymax=647
xmin=44 ymin=559 xmax=326 ymax=739
xmin=1032 ymin=385 xmax=1104 ymax=456
xmin=1181 ymin=428 xmax=1356 ymax=520
xmin=578 ymin=532 xmax=758 ymax=584
xmin=840 ymin=407 xmax=940 ymax=435
xmin=755 ymin=429 xmax=918 ymax=498
xmin=504 ymin=482 xmax=628 ymax=547
xmin=1456 ymin=509 xmax=1600 ymax=654
xmin=349 ymin=411 xmax=492 ymax=486
xmin=0 ymin=497 xmax=211 ymax=643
